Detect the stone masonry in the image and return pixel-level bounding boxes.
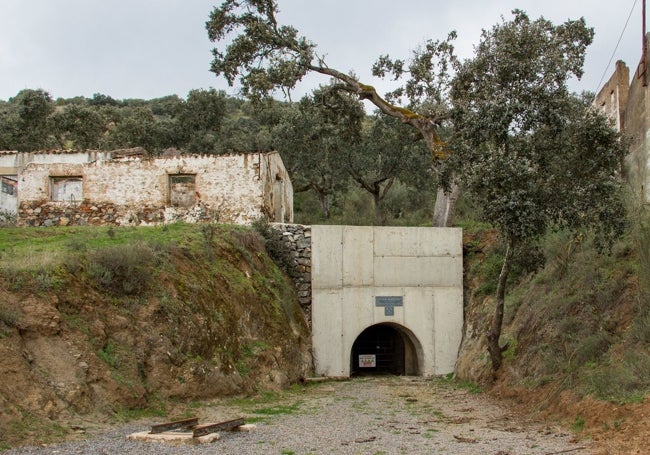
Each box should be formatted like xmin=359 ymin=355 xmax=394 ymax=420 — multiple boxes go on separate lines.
xmin=1 ymin=150 xmax=293 ymax=226
xmin=268 ymin=223 xmax=312 ymax=322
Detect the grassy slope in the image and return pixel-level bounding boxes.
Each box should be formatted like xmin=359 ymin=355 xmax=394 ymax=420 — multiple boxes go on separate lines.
xmin=0 ymin=223 xmax=310 ymax=449
xmin=458 ymin=219 xmax=650 ymax=450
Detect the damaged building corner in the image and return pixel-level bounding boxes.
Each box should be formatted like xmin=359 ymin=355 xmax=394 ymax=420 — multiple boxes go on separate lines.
xmin=0 ymin=148 xmax=293 ymax=227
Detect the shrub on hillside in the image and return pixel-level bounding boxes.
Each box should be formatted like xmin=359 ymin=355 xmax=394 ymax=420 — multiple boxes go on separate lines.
xmin=87 ymin=243 xmax=155 ymax=296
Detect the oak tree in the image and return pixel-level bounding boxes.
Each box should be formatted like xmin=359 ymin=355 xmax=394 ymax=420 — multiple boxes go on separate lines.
xmin=0 ymin=89 xmax=54 ymax=151
xmin=272 ymin=84 xmax=364 ymax=219
xmin=206 ymin=0 xmax=458 ymax=226
xmin=449 ymin=10 xmax=627 ymax=372
xmin=347 ymin=114 xmax=431 ymax=224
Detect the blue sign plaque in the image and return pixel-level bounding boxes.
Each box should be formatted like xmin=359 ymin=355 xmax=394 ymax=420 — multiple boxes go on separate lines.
xmin=375 ymin=296 xmax=404 ymax=316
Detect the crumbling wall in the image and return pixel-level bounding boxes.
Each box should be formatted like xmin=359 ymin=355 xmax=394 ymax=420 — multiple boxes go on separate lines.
xmin=593 ymin=60 xmax=629 ymax=132
xmin=623 ymin=37 xmax=650 ymax=201
xmin=594 ymin=35 xmax=650 ymax=203
xmin=16 ymin=153 xmax=285 ymax=226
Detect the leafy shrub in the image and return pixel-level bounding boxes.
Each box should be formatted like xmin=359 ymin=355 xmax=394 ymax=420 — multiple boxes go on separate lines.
xmin=470 ymin=248 xmax=503 ymax=297
xmin=572 ymin=332 xmax=611 ymax=366
xmin=32 ymin=269 xmax=54 ymax=292
xmin=97 ymin=339 xmax=119 ymax=368
xmin=87 ymin=243 xmax=155 ymax=296
xmin=582 ymin=351 xmax=650 ymax=404
xmin=0 ymin=304 xmax=19 ymax=328
xmin=1 ymin=266 xmax=25 ymax=291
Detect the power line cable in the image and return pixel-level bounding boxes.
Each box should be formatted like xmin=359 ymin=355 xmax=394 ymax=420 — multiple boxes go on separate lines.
xmin=594 ymin=0 xmax=639 ymax=94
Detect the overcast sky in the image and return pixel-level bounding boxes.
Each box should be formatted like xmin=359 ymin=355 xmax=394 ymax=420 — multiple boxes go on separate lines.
xmin=0 ymin=0 xmax=645 ymax=103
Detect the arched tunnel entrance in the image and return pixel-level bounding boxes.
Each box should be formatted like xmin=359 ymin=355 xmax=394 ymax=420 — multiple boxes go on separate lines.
xmin=350 ymin=323 xmax=421 ymax=376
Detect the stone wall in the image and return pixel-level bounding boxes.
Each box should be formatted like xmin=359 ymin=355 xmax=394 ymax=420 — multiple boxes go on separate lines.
xmin=268 ymin=223 xmax=312 ymax=321
xmin=623 ymin=37 xmax=650 ymax=202
xmin=19 ymin=200 xmax=216 ymax=227
xmin=593 ymin=60 xmax=629 ymax=132
xmin=15 ymin=152 xmax=293 ymax=226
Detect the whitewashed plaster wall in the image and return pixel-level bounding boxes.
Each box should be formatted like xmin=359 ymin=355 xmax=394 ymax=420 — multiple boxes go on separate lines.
xmin=17 ymin=152 xmax=293 ymax=226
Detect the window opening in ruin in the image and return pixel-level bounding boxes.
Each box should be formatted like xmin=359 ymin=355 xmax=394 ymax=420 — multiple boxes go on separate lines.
xmin=1 ymin=176 xmax=17 ymax=196
xmin=169 ymin=174 xmax=196 ymax=207
xmin=50 ymin=176 xmax=82 ymax=203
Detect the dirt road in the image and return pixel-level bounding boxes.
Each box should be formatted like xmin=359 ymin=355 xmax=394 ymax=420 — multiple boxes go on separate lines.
xmin=6 ymin=376 xmax=590 ymax=454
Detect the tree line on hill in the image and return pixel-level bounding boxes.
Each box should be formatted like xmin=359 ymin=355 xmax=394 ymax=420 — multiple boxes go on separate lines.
xmin=0 ymin=85 xmax=434 ymax=226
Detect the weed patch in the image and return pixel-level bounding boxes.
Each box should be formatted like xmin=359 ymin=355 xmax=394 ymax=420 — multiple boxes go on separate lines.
xmin=0 ymin=304 xmax=19 ymax=328
xmin=253 ymin=401 xmax=302 ymax=416
xmin=113 ymin=404 xmax=166 ymax=423
xmin=97 ymin=340 xmax=120 ymax=368
xmin=87 ymin=243 xmax=156 ymax=296
xmin=572 ymin=415 xmax=585 ymax=433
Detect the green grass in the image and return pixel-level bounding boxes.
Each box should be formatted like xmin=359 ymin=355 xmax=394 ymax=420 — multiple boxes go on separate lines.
xmin=572 ymin=415 xmax=585 ymax=433
xmin=113 ymin=404 xmax=166 ymax=423
xmin=0 ymin=223 xmax=246 ymax=273
xmin=253 ymin=401 xmax=302 ymax=416
xmin=438 ymin=375 xmax=483 ymax=394
xmin=0 ymin=409 xmax=69 ymax=449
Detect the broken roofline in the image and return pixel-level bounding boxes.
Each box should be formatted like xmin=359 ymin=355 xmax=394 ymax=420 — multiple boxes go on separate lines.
xmin=7 ymin=149 xmax=293 ymax=227
xmin=0 ymin=148 xmax=281 ymax=158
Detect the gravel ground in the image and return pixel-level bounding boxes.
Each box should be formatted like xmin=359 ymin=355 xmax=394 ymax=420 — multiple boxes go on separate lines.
xmin=5 ymin=376 xmax=591 ymax=455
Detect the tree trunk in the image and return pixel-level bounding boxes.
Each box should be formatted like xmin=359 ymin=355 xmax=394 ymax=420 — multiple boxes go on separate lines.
xmin=486 ymin=237 xmax=515 ymax=373
xmin=318 ymin=191 xmax=330 ymax=219
xmin=432 ymin=181 xmax=460 ymax=227
xmin=372 ymin=191 xmax=385 ymax=225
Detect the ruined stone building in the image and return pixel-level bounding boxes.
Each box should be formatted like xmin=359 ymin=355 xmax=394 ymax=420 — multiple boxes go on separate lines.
xmin=594 ymin=35 xmax=650 ymax=202
xmin=0 ymin=148 xmax=293 ymax=226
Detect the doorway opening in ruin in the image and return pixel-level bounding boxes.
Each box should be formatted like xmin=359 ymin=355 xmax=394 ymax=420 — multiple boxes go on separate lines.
xmin=350 ymin=323 xmax=422 ymax=376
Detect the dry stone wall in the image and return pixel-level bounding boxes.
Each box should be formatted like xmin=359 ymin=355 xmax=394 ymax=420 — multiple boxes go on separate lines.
xmin=19 ymin=200 xmax=216 ymax=227
xmin=268 ymin=223 xmax=312 ymax=320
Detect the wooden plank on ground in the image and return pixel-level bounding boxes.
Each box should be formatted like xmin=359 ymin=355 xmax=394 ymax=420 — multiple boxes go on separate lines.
xmin=192 ymin=418 xmax=245 ymax=437
xmin=150 ymin=417 xmax=199 ymax=434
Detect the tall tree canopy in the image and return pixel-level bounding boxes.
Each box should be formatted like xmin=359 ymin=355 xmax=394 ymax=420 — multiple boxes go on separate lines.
xmin=272 ymin=84 xmax=364 ymax=219
xmin=50 ymin=104 xmax=106 ymax=149
xmin=347 ymin=114 xmax=431 ymax=224
xmin=449 ymin=10 xmax=626 ymax=372
xmin=0 ymin=89 xmax=54 ymax=151
xmin=206 ymin=0 xmax=458 ymax=225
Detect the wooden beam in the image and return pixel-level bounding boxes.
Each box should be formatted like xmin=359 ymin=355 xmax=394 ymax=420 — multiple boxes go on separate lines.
xmin=192 ymin=418 xmax=245 ymax=437
xmin=150 ymin=417 xmax=199 ymax=434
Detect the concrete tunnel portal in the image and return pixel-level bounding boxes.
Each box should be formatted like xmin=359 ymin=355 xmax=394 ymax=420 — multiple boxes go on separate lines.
xmin=310 ymin=225 xmax=463 ymax=378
